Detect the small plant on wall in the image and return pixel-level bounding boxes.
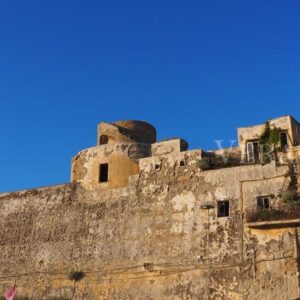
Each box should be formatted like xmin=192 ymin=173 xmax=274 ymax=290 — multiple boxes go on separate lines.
xmin=197 ymin=156 xmax=241 ymax=170
xmin=280 ymin=188 xmax=299 ymax=204
xmin=259 ymin=121 xmax=282 ymax=163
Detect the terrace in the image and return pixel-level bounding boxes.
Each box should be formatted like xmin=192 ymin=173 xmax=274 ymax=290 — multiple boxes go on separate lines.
xmin=245 ymin=203 xmax=300 ymax=228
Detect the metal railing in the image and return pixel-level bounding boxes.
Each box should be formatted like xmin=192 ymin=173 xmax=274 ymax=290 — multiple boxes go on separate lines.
xmin=245 ymin=204 xmax=300 ymax=223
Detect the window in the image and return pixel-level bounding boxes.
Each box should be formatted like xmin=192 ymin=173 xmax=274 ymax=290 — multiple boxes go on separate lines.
xmin=180 ymin=160 xmax=185 ymax=167
xmin=99 ymin=163 xmax=108 ymax=182
xmin=280 ymin=132 xmax=288 ymax=151
xmin=257 ymin=196 xmax=270 ymax=210
xmin=217 ymin=201 xmax=229 ymax=217
xmin=247 ymin=141 xmax=260 ymax=163
xmin=99 ymin=135 xmax=108 ymax=145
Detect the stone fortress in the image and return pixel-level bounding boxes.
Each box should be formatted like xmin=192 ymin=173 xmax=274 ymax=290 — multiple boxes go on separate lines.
xmin=1 ymin=116 xmax=300 ymax=299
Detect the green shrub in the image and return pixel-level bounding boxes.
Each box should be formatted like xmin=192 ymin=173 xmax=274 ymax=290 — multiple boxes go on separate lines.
xmin=259 ymin=122 xmax=281 ymax=149
xmin=257 ymin=209 xmax=285 ymax=221
xmin=280 ymin=188 xmax=299 ymax=204
xmin=198 ymin=156 xmax=241 ymax=170
xmin=269 ymin=209 xmax=284 ymax=219
xmin=197 ymin=157 xmax=211 ymax=170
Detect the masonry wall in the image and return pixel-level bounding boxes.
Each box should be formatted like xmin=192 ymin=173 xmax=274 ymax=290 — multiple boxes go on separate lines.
xmin=71 ymin=143 xmax=150 ymax=191
xmin=237 ymin=116 xmax=296 ymax=161
xmin=291 ymin=117 xmax=300 ymax=146
xmin=0 ymin=157 xmax=299 ymax=299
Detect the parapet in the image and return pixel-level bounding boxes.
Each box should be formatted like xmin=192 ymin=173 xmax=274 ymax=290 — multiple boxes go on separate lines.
xmin=151 ymin=138 xmax=188 ymax=156
xmin=97 ymin=120 xmax=156 ymax=145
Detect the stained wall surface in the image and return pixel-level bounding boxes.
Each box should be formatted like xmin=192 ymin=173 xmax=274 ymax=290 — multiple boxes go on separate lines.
xmin=0 ymin=157 xmax=298 ymax=299
xmin=1 ymin=117 xmax=300 ymax=299
xmin=237 ymin=115 xmax=299 ymax=161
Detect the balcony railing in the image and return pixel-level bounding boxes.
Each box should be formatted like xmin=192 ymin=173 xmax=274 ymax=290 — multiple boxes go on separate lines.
xmin=245 ymin=204 xmax=300 ymax=223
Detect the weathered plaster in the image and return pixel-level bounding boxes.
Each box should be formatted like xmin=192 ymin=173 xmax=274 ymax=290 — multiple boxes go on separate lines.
xmin=1 ymin=117 xmax=300 ymax=299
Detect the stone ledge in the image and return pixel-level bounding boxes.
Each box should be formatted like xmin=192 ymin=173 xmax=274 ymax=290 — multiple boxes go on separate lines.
xmin=246 ymin=218 xmax=300 ymax=228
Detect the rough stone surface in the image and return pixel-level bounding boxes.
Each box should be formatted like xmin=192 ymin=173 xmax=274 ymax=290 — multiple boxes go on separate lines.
xmin=1 ymin=117 xmax=300 ymax=299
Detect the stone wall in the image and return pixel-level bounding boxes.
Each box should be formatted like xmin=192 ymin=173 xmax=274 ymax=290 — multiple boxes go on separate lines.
xmin=0 ymin=155 xmax=299 ymax=299
xmin=151 ymin=139 xmax=188 ymax=157
xmin=237 ymin=115 xmax=298 ymax=161
xmin=97 ymin=121 xmax=156 ymax=145
xmin=71 ymin=143 xmax=151 ymax=191
xmin=291 ymin=117 xmax=300 ymax=146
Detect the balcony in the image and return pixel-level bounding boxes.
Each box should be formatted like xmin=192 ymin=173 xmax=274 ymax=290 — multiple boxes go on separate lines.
xmin=245 ymin=204 xmax=300 ymax=228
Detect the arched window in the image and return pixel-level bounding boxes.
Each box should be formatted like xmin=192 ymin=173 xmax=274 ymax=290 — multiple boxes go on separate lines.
xmin=99 ymin=135 xmax=108 ymax=145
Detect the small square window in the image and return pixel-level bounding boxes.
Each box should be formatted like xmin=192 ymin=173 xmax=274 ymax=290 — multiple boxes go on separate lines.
xmin=257 ymin=196 xmax=270 ymax=210
xmin=99 ymin=135 xmax=109 ymax=145
xmin=99 ymin=163 xmax=108 ymax=182
xmin=217 ymin=201 xmax=229 ymax=217
xmin=180 ymin=160 xmax=185 ymax=167
xmin=155 ymin=164 xmax=160 ymax=170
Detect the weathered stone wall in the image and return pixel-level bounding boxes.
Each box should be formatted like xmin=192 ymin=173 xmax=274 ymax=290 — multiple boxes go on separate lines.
xmin=291 ymin=117 xmax=300 ymax=146
xmin=1 ymin=154 xmax=299 ymax=299
xmin=97 ymin=121 xmax=156 ymax=145
xmin=211 ymin=146 xmax=242 ymax=160
xmin=71 ymin=143 xmax=151 ymax=191
xmin=237 ymin=116 xmax=296 ymax=161
xmin=151 ymin=139 xmax=188 ymax=157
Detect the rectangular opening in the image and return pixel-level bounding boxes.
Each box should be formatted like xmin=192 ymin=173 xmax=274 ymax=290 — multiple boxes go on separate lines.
xmin=99 ymin=163 xmax=108 ymax=182
xmin=257 ymin=196 xmax=270 ymax=210
xmin=217 ymin=200 xmax=229 ymax=217
xmin=247 ymin=141 xmax=260 ymax=163
xmin=280 ymin=132 xmax=288 ymax=151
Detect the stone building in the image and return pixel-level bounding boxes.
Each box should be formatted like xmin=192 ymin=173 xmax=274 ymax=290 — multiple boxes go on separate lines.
xmin=1 ymin=116 xmax=300 ymax=299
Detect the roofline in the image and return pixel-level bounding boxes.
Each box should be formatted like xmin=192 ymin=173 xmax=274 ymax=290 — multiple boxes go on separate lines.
xmin=238 ymin=115 xmax=299 ymax=130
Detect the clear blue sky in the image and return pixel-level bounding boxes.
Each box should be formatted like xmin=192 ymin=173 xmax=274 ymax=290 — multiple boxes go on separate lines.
xmin=0 ymin=0 xmax=299 ymax=192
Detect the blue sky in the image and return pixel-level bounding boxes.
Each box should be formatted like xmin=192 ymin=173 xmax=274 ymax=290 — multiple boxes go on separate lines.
xmin=0 ymin=0 xmax=299 ymax=192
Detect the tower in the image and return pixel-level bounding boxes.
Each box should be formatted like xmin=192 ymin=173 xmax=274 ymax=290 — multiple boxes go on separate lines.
xmin=71 ymin=120 xmax=156 ymax=190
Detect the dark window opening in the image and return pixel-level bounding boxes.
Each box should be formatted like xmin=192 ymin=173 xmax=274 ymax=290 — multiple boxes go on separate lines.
xmin=257 ymin=196 xmax=270 ymax=210
xmin=144 ymin=262 xmax=154 ymax=272
xmin=99 ymin=163 xmax=108 ymax=182
xmin=280 ymin=132 xmax=288 ymax=151
xmin=180 ymin=160 xmax=185 ymax=166
xmin=217 ymin=201 xmax=229 ymax=217
xmin=155 ymin=164 xmax=160 ymax=170
xmin=99 ymin=135 xmax=109 ymax=145
xmin=247 ymin=141 xmax=260 ymax=163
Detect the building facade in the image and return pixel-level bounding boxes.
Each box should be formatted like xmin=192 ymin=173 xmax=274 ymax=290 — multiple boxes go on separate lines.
xmin=1 ymin=116 xmax=300 ymax=299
